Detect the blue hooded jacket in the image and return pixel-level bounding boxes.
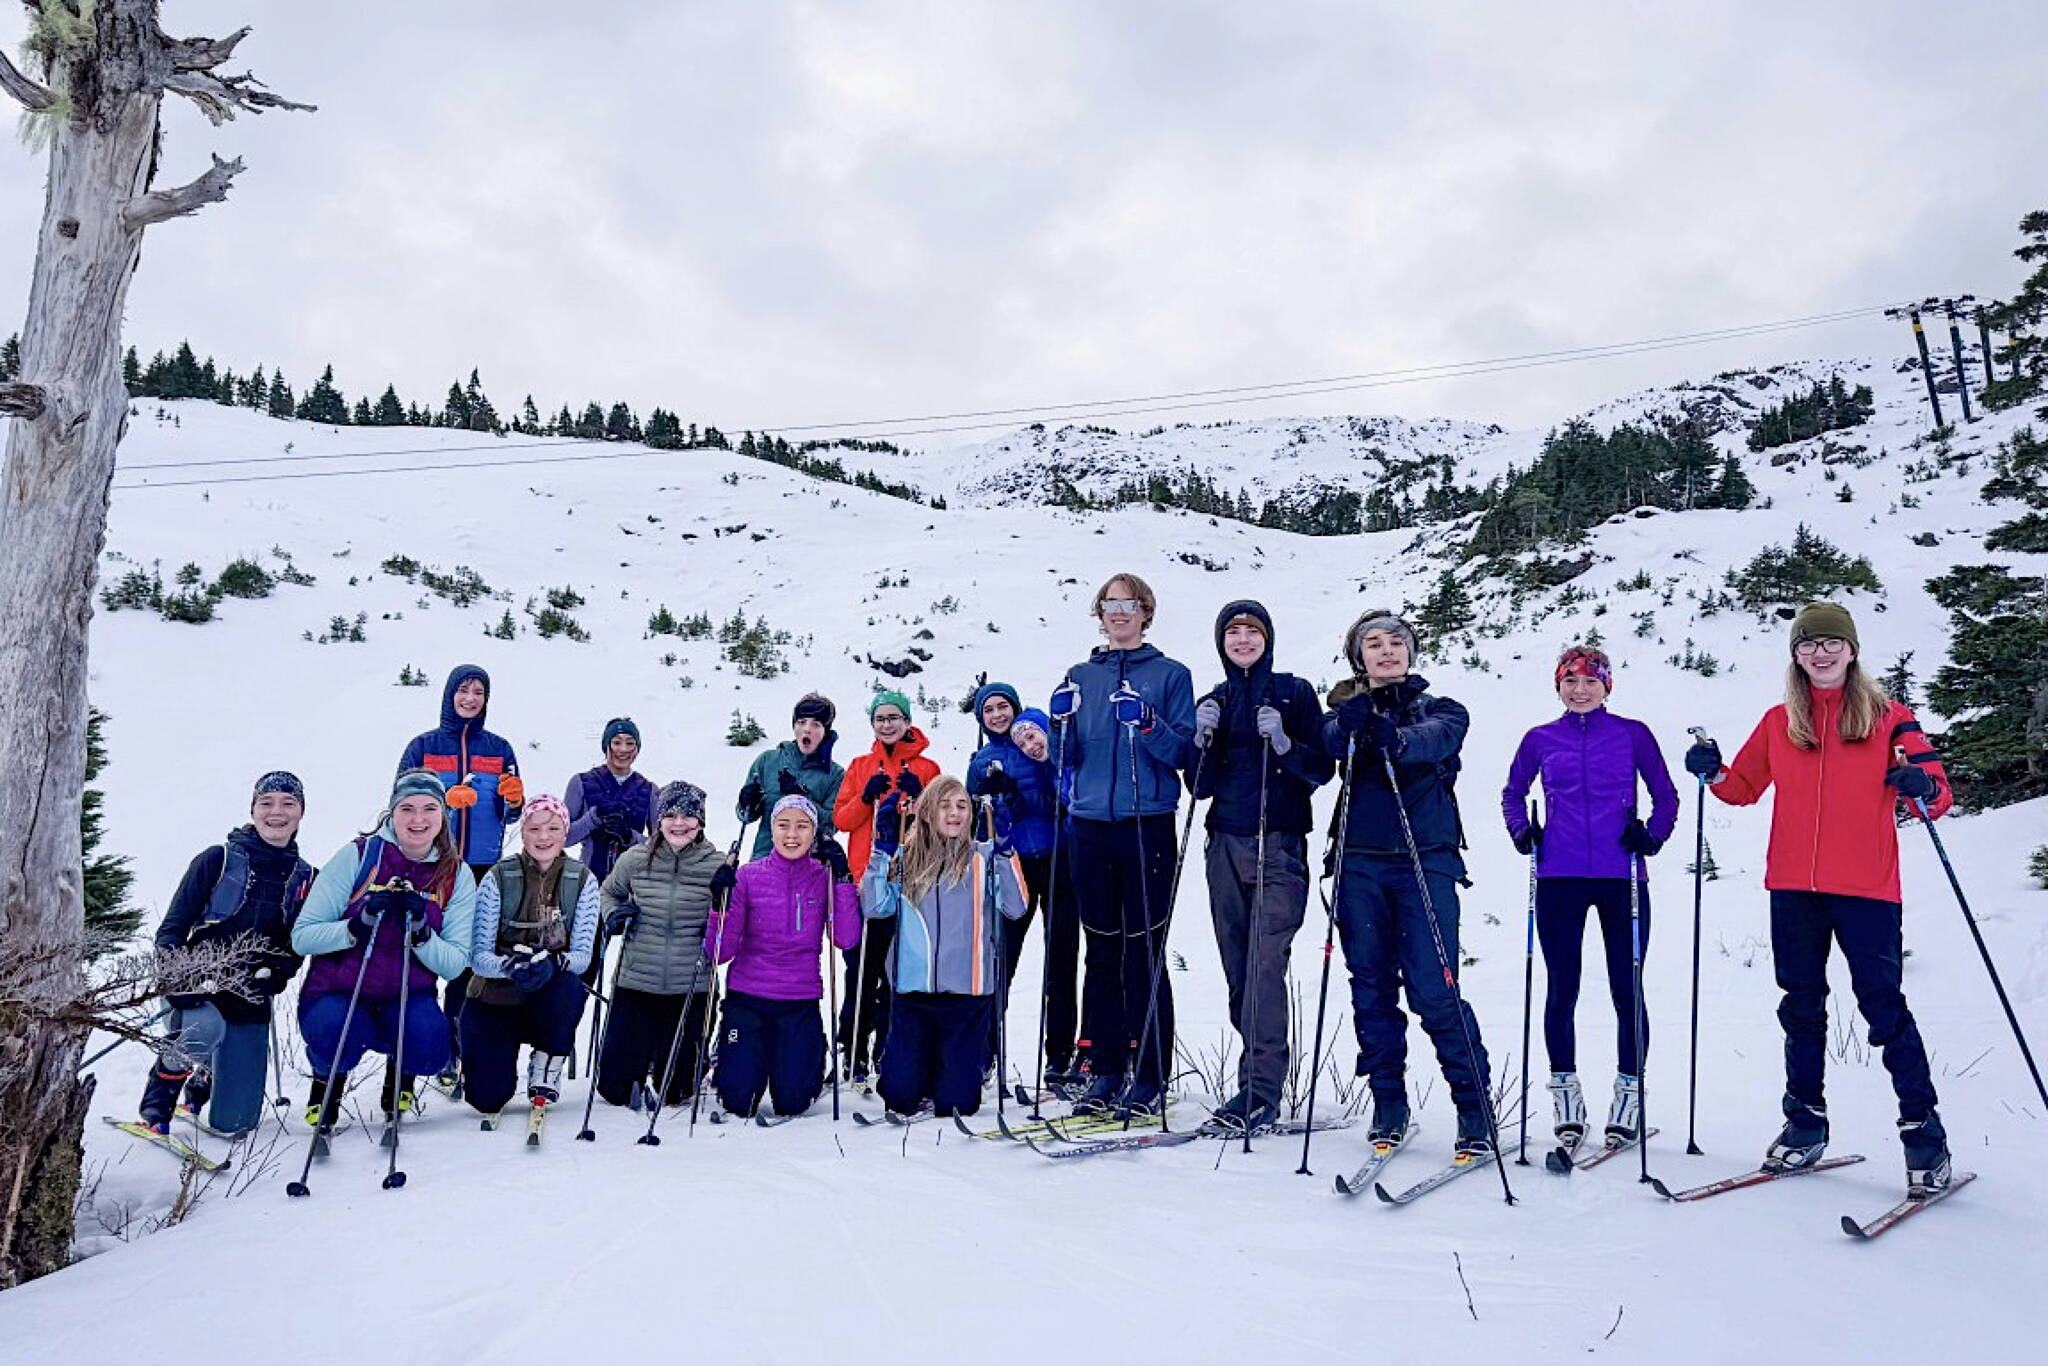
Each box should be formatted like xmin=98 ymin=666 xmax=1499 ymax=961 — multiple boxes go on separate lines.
xmin=397 ymin=664 xmax=522 ymax=866
xmin=966 ymin=686 xmax=1057 ymax=858
xmin=1052 ymin=644 xmax=1197 ymax=822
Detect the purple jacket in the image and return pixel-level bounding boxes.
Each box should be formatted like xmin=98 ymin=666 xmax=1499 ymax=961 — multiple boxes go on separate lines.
xmin=707 ymin=851 xmax=860 ymax=1001
xmin=1501 ymin=708 xmax=1678 ymax=881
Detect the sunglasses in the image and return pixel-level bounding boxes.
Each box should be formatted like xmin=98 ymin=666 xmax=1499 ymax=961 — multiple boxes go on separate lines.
xmin=1794 ymin=637 xmax=1851 ymax=657
xmin=1100 ymin=599 xmax=1143 ymax=617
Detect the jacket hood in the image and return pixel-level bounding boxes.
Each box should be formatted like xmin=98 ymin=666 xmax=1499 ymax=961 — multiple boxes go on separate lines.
xmin=439 ymin=664 xmax=491 ymax=735
xmin=783 ymin=731 xmax=839 ymax=768
xmin=228 ymin=823 xmax=301 ymax=865
xmin=1087 ymin=642 xmax=1166 ymax=676
xmin=870 ymin=725 xmax=933 ymax=763
xmin=1212 ymin=599 xmax=1276 ymax=701
xmin=971 ymin=681 xmax=1023 ymax=744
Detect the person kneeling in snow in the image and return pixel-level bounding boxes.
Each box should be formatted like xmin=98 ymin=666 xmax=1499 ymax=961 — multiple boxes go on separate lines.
xmin=861 ymin=776 xmax=1027 ymax=1119
xmin=291 ymin=770 xmax=477 ymax=1127
xmin=460 ymin=796 xmax=600 ymax=1121
xmin=708 ymin=796 xmax=860 ymax=1119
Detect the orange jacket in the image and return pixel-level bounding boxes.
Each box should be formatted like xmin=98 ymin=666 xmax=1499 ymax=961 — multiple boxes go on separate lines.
xmin=834 ymin=727 xmax=943 ymax=880
xmin=1710 ymin=692 xmax=1950 ymax=903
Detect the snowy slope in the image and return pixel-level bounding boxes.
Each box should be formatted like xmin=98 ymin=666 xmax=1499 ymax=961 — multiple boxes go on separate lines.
xmin=1 ymin=350 xmax=2043 ymax=1365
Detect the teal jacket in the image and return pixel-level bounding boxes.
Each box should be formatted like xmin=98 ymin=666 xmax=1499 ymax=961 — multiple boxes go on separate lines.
xmin=739 ymin=736 xmax=844 ymax=859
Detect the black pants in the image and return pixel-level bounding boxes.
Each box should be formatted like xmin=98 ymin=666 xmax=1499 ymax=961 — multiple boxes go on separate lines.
xmin=992 ymin=849 xmax=1076 ymax=1069
xmin=837 ymin=916 xmax=895 ymax=1074
xmin=717 ymin=990 xmax=827 ymax=1117
xmin=598 ymin=986 xmax=711 ymax=1107
xmin=460 ymin=975 xmax=585 ymax=1114
xmin=1771 ymin=890 xmax=1938 ymax=1122
xmin=882 ymin=993 xmax=995 ymax=1116
xmin=1072 ymin=813 xmax=1179 ymax=1085
xmin=1535 ymin=876 xmax=1650 ymax=1076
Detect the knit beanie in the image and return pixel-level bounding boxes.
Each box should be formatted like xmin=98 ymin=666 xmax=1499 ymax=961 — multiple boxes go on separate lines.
xmin=521 ymin=794 xmax=571 ymax=828
xmin=1790 ymin=601 xmax=1858 ymax=654
xmin=1555 ymin=646 xmax=1613 ymax=693
xmin=770 ymin=793 xmax=818 ymax=825
xmin=868 ymin=689 xmax=913 ymax=722
xmin=1345 ymin=610 xmax=1419 ymax=670
xmin=390 ymin=768 xmax=446 ymax=808
xmin=601 ymin=717 xmax=641 ymax=752
xmin=251 ymin=770 xmax=305 ymax=806
xmin=793 ymin=693 xmax=837 ymax=729
xmin=655 ymin=780 xmax=707 ymax=824
xmin=1011 ymin=708 xmax=1051 ymax=742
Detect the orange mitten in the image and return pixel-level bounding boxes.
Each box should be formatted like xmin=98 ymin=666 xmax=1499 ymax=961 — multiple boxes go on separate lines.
xmin=445 ymin=783 xmax=479 ymax=810
xmin=498 ymin=775 xmax=525 ymax=806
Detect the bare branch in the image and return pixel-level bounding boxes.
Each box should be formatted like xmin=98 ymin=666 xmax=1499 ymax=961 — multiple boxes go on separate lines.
xmin=0 ymin=384 xmax=47 ymax=421
xmin=120 ymin=154 xmax=245 ymax=230
xmin=163 ymin=69 xmax=316 ymax=126
xmin=0 ymin=46 xmax=56 ymax=112
xmin=164 ymin=26 xmax=253 ymax=73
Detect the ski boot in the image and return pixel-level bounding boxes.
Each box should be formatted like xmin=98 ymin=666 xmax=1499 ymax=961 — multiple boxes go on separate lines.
xmin=139 ymin=1061 xmax=188 ymax=1134
xmin=1763 ymin=1098 xmax=1828 ymax=1172
xmin=304 ymin=1076 xmax=344 ymax=1131
xmin=1549 ymin=1071 xmax=1586 ymax=1150
xmin=1454 ymin=1104 xmax=1495 ymax=1158
xmin=1117 ymin=1078 xmax=1165 ymax=1121
xmin=526 ymin=1052 xmax=565 ymax=1107
xmin=1604 ymin=1073 xmax=1641 ymax=1147
xmin=1899 ymin=1113 xmax=1952 ymax=1199
xmin=1072 ymin=1071 xmax=1126 ymax=1117
xmin=1367 ymin=1090 xmax=1411 ymax=1145
xmin=380 ymin=1071 xmax=418 ymax=1120
xmin=1210 ymin=1090 xmax=1279 ymax=1134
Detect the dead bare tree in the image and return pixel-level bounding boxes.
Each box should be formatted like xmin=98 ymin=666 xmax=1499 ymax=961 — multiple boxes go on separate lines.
xmin=0 ymin=1 xmax=309 ymax=1286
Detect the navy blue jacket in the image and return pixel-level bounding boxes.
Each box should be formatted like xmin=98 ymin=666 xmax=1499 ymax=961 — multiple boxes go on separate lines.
xmin=398 ymin=664 xmax=522 ymax=865
xmin=1052 ymin=644 xmax=1197 ymax=822
xmin=1192 ymin=601 xmax=1332 ymax=837
xmin=153 ymin=825 xmax=310 ymax=1024
xmin=1322 ymin=674 xmax=1469 ymax=861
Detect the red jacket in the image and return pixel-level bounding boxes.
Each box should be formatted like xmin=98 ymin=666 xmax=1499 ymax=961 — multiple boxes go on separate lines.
xmin=1711 ymin=691 xmax=1951 ymax=902
xmin=834 ymin=727 xmax=943 ymax=880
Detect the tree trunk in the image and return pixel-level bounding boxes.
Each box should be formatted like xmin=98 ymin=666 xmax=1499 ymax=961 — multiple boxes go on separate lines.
xmin=0 ymin=1 xmax=306 ymax=1287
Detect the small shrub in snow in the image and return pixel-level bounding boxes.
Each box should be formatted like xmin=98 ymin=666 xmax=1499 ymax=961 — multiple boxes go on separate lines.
xmin=174 ymin=562 xmax=205 ymax=588
xmin=726 ymin=711 xmax=766 ymax=746
xmin=159 ymin=588 xmax=215 ymax=624
xmin=419 ymin=564 xmax=490 ymax=607
xmin=534 ymin=607 xmax=588 ymax=641
xmin=1727 ymin=524 xmax=1881 ymax=609
xmin=278 ymin=561 xmax=316 ymax=587
xmin=100 ymin=566 xmax=163 ymax=612
xmin=546 ymin=585 xmax=585 ymax=611
xmin=1668 ymin=638 xmax=1720 ymax=677
xmin=213 ymin=557 xmax=275 ymax=599
xmin=397 ymin=664 xmax=429 ymax=687
xmin=381 ymin=553 xmax=422 ymax=580
xmin=489 ymin=610 xmax=518 ymax=640
xmin=2029 ymin=846 xmax=2048 ymax=890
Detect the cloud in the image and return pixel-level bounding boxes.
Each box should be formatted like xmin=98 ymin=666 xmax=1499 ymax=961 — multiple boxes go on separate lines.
xmin=0 ymin=0 xmax=2040 ymax=437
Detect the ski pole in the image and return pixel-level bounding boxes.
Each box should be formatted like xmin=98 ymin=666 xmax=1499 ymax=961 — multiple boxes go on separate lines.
xmin=1382 ymin=752 xmax=1516 ymax=1205
xmin=1896 ymin=747 xmax=2048 ymax=1111
xmin=286 ymin=912 xmax=382 ymax=1199
xmin=1297 ymin=733 xmax=1357 ymax=1177
xmin=826 ymin=855 xmax=842 ymax=1123
xmin=1028 ymin=721 xmax=1071 ymax=1119
xmin=1684 ymin=725 xmax=1710 ymax=1155
xmin=1516 ymin=799 xmax=1539 ymax=1166
xmin=982 ymin=796 xmax=1008 ymax=1125
xmin=383 ymin=911 xmax=417 ymax=1190
xmin=643 ymin=938 xmax=713 ymax=1144
xmin=1629 ymin=851 xmax=1652 ymax=1185
xmin=1239 ymin=736 xmax=1270 ymax=1154
xmin=79 ymin=1006 xmax=172 ymax=1070
xmin=847 ymin=918 xmax=873 ymax=1090
xmin=687 ymin=824 xmax=749 ymax=1136
xmin=574 ymin=924 xmax=616 ymax=1141
xmin=268 ymin=1010 xmax=291 ymax=1112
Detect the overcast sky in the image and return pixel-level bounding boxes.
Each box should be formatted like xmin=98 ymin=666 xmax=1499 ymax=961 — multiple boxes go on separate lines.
xmin=3 ymin=1 xmax=2043 ymax=438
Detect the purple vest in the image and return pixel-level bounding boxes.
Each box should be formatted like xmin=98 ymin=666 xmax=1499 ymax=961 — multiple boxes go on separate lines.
xmin=302 ymin=838 xmax=450 ymax=1001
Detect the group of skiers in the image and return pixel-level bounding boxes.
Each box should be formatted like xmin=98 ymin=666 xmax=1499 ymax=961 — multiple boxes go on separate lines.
xmin=133 ymin=578 xmax=1958 ymax=1197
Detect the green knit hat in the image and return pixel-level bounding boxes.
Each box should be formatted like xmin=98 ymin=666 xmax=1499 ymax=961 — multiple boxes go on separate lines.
xmin=1790 ymin=601 xmax=1858 ymax=655
xmin=868 ymin=688 xmax=913 ymax=722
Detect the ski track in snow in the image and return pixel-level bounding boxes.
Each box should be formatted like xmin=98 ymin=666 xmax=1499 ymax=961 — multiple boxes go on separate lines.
xmin=2 ymin=352 xmax=2043 ymax=1363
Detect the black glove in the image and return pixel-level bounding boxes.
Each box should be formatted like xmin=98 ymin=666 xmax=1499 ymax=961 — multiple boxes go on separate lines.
xmin=1334 ymin=693 xmax=1376 ymax=737
xmin=343 ymin=898 xmax=386 ymax=945
xmin=1886 ymin=763 xmax=1937 ymax=802
xmin=405 ymin=907 xmax=435 ymax=947
xmin=505 ymin=944 xmax=559 ymax=993
xmin=738 ymin=781 xmax=765 ymax=823
xmin=1683 ymin=739 xmax=1722 ymax=779
xmin=604 ymin=904 xmax=640 ymax=937
xmin=815 ymin=837 xmax=851 ymax=882
xmin=874 ymin=794 xmax=903 ymax=856
xmin=895 ymin=769 xmax=924 ymax=800
xmin=250 ymin=959 xmax=295 ymax=997
xmin=776 ymin=769 xmax=804 ymax=797
xmin=710 ymin=863 xmax=737 ymax=901
xmin=980 ymin=764 xmax=1017 ymax=797
xmin=860 ymin=771 xmax=892 ymax=805
xmin=1511 ymin=820 xmax=1541 ymax=856
xmin=597 ymin=810 xmax=636 ymax=849
xmin=1357 ymin=710 xmax=1401 ymax=757
xmin=1620 ymin=817 xmax=1664 ymax=858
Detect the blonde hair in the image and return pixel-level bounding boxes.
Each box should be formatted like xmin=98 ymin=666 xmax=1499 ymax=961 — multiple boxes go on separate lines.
xmin=1783 ymin=657 xmax=1889 ymax=749
xmin=893 ymin=774 xmax=975 ymax=904
xmin=1091 ymin=572 xmax=1156 ymax=631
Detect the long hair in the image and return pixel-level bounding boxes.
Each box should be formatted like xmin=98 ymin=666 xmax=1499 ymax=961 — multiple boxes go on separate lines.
xmin=893 ymin=775 xmax=975 ymax=904
xmin=1783 ymin=657 xmax=1889 ymax=749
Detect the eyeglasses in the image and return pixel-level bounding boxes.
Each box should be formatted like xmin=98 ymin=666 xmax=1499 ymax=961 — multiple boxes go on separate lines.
xmin=1100 ymin=599 xmax=1143 ymax=617
xmin=1794 ymin=637 xmax=1851 ymax=657
xmin=872 ymin=711 xmax=906 ymax=724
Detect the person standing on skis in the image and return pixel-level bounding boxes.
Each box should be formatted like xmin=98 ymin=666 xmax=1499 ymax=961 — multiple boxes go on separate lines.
xmin=1323 ymin=609 xmax=1496 ymax=1158
xmin=1684 ymin=601 xmax=1955 ymax=1196
xmin=1049 ymin=573 xmax=1197 ymax=1120
xmin=136 ymin=771 xmax=313 ymax=1137
xmin=1191 ymin=600 xmax=1332 ymax=1133
xmin=565 ymin=717 xmax=655 ymax=883
xmin=1500 ymin=645 xmax=1677 ymax=1153
xmin=737 ymin=693 xmax=844 ymax=862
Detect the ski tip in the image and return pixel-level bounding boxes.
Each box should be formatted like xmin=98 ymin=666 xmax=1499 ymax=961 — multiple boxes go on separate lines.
xmin=1839 ymin=1214 xmax=1870 ymax=1239
xmin=1334 ymin=1175 xmax=1355 ymax=1197
xmin=526 ymin=1134 xmax=540 ymax=1147
xmin=1372 ymin=1182 xmax=1398 ymax=1204
xmin=1545 ymin=1149 xmax=1573 ymax=1175
xmin=1647 ymin=1176 xmax=1678 ymax=1200
xmin=952 ymin=1114 xmax=977 ymax=1138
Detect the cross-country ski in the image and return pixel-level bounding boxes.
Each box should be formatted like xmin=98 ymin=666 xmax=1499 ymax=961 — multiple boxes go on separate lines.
xmin=1841 ymin=1172 xmax=1977 ymax=1240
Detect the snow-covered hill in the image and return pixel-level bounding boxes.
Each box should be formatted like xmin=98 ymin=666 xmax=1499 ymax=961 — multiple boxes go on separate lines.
xmin=2 ymin=345 xmax=2043 ymax=1364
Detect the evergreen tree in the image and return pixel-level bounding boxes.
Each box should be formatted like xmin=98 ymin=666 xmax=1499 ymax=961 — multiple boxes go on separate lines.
xmin=165 ymin=341 xmax=206 ymax=399
xmin=351 ymin=397 xmax=373 ymax=425
xmin=441 ymin=380 xmax=472 ymax=430
xmin=296 ymin=364 xmax=349 ymax=424
xmin=83 ymin=709 xmax=139 ymax=955
xmin=120 ymin=344 xmax=138 ymax=393
xmin=1983 ymin=209 xmax=2047 ymax=407
xmin=373 ymin=384 xmax=406 ymax=425
xmin=464 ymin=369 xmax=500 ymax=432
xmin=576 ymin=402 xmax=605 ymax=440
xmin=1715 ymin=452 xmax=1756 ymax=509
xmin=1925 ymin=563 xmax=2047 ymax=807
xmin=521 ymin=395 xmax=540 ymax=433
xmin=3 ymin=332 xmax=25 ymax=379
xmin=1880 ymin=653 xmax=1917 ymax=708
xmin=552 ymin=404 xmax=575 ymax=437
xmin=605 ymin=401 xmax=639 ymax=442
xmin=644 ymin=407 xmax=682 ymax=448
xmin=215 ymin=368 xmax=237 ymax=405
xmin=267 ymin=370 xmax=295 ymax=418
xmin=239 ymin=365 xmax=268 ymax=409
xmin=1413 ymin=569 xmax=1475 ymax=641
